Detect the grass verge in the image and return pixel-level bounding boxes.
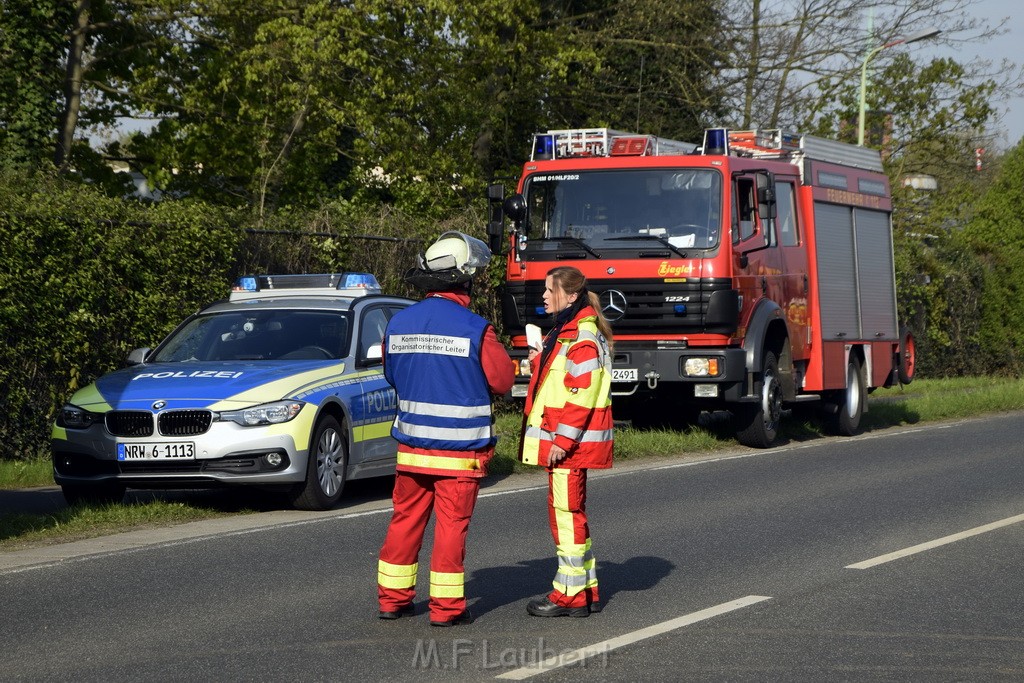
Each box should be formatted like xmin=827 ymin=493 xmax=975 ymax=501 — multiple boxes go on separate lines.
xmin=2 ymin=376 xmax=1023 ymax=550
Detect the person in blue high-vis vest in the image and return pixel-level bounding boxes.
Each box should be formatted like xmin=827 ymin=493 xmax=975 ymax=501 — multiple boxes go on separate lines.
xmin=377 ymin=231 xmax=513 ymax=627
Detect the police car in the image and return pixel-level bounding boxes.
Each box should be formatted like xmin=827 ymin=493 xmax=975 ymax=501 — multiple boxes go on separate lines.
xmin=51 ymin=273 xmax=414 ymax=510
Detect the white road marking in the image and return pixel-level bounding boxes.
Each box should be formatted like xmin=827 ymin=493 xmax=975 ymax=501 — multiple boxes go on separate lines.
xmin=846 ymin=512 xmax=1024 ymax=569
xmin=494 ymin=595 xmax=772 ymax=680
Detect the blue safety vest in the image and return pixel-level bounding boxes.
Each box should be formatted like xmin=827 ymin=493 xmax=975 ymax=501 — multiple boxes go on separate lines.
xmin=384 ymin=297 xmax=495 ymax=451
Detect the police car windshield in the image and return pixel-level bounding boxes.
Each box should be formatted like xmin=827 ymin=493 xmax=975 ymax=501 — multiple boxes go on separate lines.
xmin=524 ymin=169 xmax=722 ymax=249
xmin=153 ymin=310 xmax=351 ymax=362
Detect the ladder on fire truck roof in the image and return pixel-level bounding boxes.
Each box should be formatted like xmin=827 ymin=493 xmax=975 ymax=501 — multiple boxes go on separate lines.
xmin=532 ymin=128 xmax=698 ymax=160
xmin=531 ymin=126 xmax=883 ymax=172
xmin=725 ymin=128 xmax=883 ymax=173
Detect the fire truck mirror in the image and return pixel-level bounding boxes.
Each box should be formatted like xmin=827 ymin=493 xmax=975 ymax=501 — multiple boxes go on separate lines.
xmin=503 ymin=194 xmax=527 ymax=222
xmin=756 ymin=172 xmax=778 ymax=221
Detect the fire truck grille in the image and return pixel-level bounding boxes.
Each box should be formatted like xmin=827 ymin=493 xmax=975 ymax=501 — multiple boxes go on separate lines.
xmin=507 ymin=278 xmax=737 ymax=335
xmin=105 ymin=411 xmax=155 ymax=437
xmin=158 ymin=410 xmax=213 ymax=436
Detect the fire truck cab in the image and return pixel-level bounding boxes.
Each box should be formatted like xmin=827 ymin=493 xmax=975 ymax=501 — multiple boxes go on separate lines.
xmin=489 ymin=127 xmax=915 ymax=448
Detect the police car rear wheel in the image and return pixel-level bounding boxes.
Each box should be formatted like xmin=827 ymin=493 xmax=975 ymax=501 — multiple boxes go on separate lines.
xmin=290 ymin=415 xmax=347 ymax=510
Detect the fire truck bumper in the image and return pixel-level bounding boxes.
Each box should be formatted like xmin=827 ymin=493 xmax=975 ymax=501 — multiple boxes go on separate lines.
xmin=610 ymin=346 xmax=748 ymax=401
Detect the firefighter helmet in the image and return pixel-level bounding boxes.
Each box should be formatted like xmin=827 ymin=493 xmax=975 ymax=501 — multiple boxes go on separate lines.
xmin=406 ymin=231 xmax=491 ymax=290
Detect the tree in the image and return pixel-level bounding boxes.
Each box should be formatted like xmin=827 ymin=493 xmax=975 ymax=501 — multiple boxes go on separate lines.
xmin=90 ymin=0 xmax=580 ymax=216
xmin=530 ymin=0 xmax=727 ymax=142
xmin=960 ymin=140 xmax=1024 ymax=373
xmin=719 ymin=0 xmax=1020 ymax=138
xmin=0 ymin=0 xmax=73 ymax=167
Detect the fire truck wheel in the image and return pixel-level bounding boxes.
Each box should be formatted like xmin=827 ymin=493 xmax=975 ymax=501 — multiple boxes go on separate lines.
xmin=826 ymin=355 xmax=866 ymax=436
xmin=897 ymin=327 xmax=916 ymax=385
xmin=290 ymin=414 xmax=348 ymax=510
xmin=735 ymin=350 xmax=783 ymax=448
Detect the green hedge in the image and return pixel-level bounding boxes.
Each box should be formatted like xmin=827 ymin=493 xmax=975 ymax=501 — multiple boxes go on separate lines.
xmin=0 ymin=172 xmax=496 ymax=458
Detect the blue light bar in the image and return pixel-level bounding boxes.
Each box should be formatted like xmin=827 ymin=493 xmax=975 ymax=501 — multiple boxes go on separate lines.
xmin=674 ymin=304 xmax=687 ymax=315
xmin=342 ymin=273 xmax=380 ymax=290
xmin=533 ymin=134 xmax=555 ymax=161
xmin=234 ymin=276 xmax=258 ymax=292
xmin=702 ymin=128 xmax=728 ymax=155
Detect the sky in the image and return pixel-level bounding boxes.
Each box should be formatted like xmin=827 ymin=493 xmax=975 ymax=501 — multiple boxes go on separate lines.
xmin=943 ymin=0 xmax=1024 ymax=148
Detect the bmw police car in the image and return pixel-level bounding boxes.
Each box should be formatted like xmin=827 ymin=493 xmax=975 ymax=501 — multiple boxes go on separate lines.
xmin=51 ymin=273 xmax=414 ymax=510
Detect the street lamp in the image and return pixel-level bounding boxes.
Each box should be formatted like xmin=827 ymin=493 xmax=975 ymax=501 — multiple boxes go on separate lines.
xmin=857 ymin=27 xmax=942 ymax=146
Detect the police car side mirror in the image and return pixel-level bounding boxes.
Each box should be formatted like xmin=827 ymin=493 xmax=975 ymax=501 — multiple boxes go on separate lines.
xmin=126 ymin=348 xmax=150 ymax=366
xmin=366 ymin=343 xmax=383 ymax=362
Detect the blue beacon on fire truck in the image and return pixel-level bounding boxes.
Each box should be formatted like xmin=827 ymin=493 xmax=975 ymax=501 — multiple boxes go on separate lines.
xmin=51 ymin=273 xmax=414 ymax=510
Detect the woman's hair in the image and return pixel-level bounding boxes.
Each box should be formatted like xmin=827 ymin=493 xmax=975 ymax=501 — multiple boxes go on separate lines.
xmin=547 ymin=266 xmax=614 ymax=346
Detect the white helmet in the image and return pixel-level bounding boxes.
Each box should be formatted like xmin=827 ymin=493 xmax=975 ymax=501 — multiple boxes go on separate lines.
xmin=419 ymin=231 xmax=491 ymax=277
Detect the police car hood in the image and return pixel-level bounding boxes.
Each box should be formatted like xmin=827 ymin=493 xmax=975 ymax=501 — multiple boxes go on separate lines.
xmin=70 ymin=360 xmax=347 ymax=412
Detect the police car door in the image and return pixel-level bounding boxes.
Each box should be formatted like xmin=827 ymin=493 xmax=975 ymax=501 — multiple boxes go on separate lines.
xmin=353 ymin=304 xmax=399 ymax=461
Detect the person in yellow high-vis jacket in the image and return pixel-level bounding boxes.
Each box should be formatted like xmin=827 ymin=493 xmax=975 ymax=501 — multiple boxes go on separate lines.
xmin=520 ymin=266 xmax=614 ymax=617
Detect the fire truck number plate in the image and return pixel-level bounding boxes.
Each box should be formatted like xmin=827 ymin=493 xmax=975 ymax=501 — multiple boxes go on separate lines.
xmin=612 ymin=368 xmax=638 ymax=382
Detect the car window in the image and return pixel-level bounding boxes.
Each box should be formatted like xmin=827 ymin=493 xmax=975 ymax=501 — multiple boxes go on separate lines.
xmin=153 ymin=311 xmax=351 ymax=362
xmin=359 ymin=307 xmax=390 ymax=362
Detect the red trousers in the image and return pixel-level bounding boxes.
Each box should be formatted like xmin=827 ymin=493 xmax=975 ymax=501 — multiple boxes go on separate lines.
xmin=547 ymin=468 xmax=599 ymax=608
xmin=377 ymin=471 xmax=480 ymax=621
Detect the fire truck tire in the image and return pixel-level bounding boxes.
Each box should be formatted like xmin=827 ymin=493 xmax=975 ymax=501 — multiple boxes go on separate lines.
xmin=290 ymin=414 xmax=348 ymax=511
xmin=735 ymin=350 xmax=783 ymax=448
xmin=897 ymin=327 xmax=916 ymax=385
xmin=826 ymin=355 xmax=866 ymax=436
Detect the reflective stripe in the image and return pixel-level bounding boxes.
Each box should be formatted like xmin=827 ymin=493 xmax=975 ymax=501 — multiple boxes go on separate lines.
xmin=554 ymin=572 xmax=589 ymax=588
xmin=399 ymin=398 xmax=491 ymax=419
xmin=397 ymin=451 xmax=480 ymax=471
xmin=551 ymin=472 xmax=575 ymax=547
xmin=564 ymin=357 xmax=600 ymax=377
xmin=378 ymin=560 xmax=418 ymax=589
xmin=379 ymin=560 xmax=418 ymax=576
xmin=395 ymin=418 xmax=492 ymax=442
xmin=553 ymin=551 xmax=598 ymax=593
xmin=526 ymin=425 xmax=613 ymax=444
xmin=430 ymin=571 xmax=464 ymax=599
xmin=555 ymin=423 xmax=583 ymax=441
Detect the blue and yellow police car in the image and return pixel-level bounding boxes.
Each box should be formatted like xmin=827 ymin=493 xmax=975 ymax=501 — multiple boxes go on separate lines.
xmin=51 ymin=273 xmax=413 ymax=510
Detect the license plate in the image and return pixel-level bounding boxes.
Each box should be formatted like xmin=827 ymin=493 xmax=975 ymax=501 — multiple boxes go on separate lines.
xmin=612 ymin=368 xmax=638 ymax=382
xmin=117 ymin=442 xmax=196 ymax=461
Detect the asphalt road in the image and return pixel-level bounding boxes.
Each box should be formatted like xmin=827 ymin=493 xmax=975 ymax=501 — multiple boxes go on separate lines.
xmin=2 ymin=413 xmax=1023 ymax=681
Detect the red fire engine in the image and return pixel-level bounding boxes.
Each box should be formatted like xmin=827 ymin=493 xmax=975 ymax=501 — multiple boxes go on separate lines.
xmin=487 ymin=127 xmax=916 ymax=448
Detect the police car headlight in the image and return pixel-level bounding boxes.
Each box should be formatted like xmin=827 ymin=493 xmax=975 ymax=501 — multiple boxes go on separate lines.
xmin=57 ymin=404 xmax=102 ymax=429
xmin=220 ymin=401 xmax=305 ymax=426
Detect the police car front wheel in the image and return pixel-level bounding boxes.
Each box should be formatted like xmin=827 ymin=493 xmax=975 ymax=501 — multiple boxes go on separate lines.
xmin=290 ymin=414 xmax=348 ymax=510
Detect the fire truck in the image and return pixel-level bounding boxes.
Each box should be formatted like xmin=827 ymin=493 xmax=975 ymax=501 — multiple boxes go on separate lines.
xmin=486 ymin=127 xmax=916 ymax=448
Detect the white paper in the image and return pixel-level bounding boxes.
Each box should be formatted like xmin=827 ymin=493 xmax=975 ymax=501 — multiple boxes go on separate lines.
xmin=525 ymin=323 xmax=543 ymax=352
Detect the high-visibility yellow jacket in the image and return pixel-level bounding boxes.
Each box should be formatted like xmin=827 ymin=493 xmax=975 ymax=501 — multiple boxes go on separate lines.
xmin=520 ymin=306 xmax=613 ymax=469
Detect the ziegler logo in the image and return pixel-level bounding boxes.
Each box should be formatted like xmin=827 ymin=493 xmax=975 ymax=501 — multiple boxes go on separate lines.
xmin=657 ymin=262 xmax=694 ymax=277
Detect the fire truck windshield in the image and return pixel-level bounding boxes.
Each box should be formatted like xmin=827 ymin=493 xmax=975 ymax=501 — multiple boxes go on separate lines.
xmin=524 ymin=169 xmax=722 ymax=249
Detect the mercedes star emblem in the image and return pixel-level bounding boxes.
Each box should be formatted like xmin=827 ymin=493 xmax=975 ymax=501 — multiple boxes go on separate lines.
xmin=600 ymin=289 xmax=627 ymax=322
